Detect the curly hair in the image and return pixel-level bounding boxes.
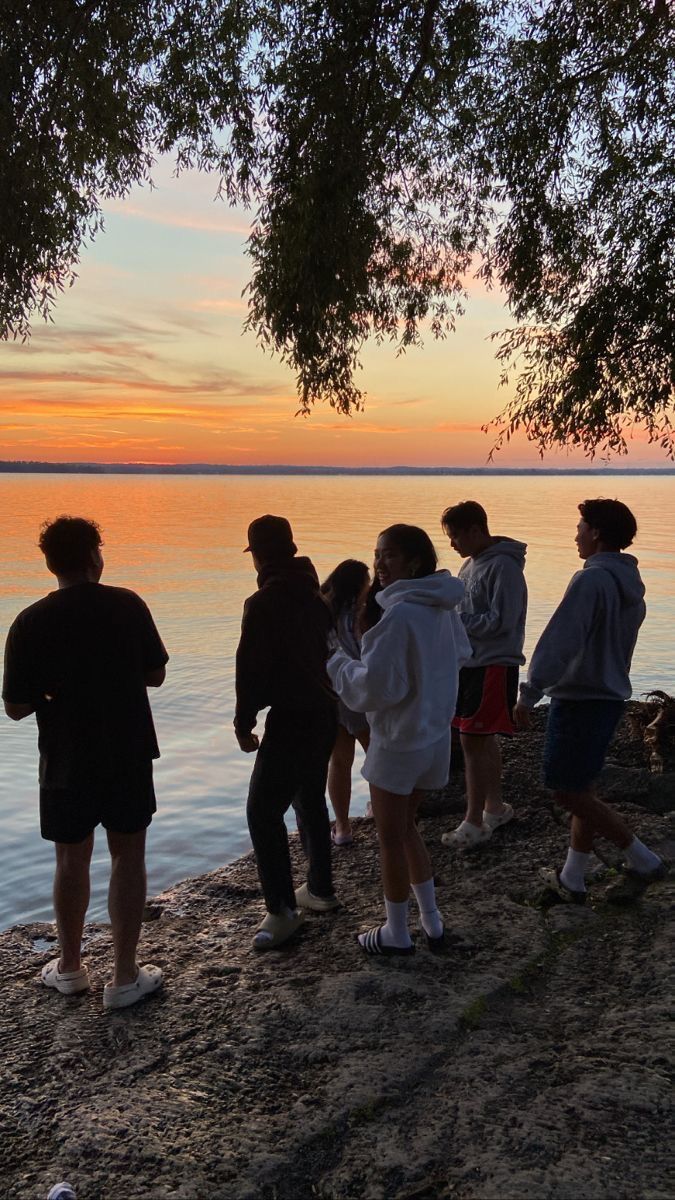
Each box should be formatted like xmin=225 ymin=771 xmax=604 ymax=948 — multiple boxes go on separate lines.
xmin=38 ymin=515 xmax=103 ymax=573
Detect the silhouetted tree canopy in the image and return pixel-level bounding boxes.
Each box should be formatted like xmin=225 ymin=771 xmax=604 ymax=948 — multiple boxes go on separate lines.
xmin=1 ymin=0 xmax=673 ymax=455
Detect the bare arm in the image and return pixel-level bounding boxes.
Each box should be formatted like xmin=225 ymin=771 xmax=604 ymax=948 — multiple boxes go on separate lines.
xmin=145 ymin=666 xmax=166 ymax=688
xmin=4 ymin=701 xmax=34 ymax=721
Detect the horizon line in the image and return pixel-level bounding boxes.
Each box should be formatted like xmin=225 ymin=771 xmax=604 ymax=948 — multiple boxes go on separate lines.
xmin=1 ymin=460 xmax=675 ymax=476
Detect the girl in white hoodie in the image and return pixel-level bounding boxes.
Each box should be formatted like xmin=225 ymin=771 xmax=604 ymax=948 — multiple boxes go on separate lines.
xmin=328 ymin=525 xmax=471 ymax=955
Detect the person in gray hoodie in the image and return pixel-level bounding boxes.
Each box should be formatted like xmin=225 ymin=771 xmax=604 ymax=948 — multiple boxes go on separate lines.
xmin=440 ymin=501 xmax=527 ymax=849
xmin=514 ymin=499 xmax=666 ymax=903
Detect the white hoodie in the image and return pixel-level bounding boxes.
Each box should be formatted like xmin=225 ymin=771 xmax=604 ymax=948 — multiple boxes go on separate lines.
xmin=327 ymin=571 xmax=472 ymax=752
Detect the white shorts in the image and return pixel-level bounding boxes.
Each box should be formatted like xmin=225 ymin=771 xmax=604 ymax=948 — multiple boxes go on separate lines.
xmin=362 ymin=732 xmax=451 ymax=796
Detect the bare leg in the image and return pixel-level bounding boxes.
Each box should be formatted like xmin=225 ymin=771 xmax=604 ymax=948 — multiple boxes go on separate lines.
xmin=53 ymin=834 xmax=94 ymax=973
xmin=327 ymin=725 xmax=356 ymax=837
xmin=554 ymin=789 xmax=632 ymax=850
xmin=460 ymin=733 xmax=506 ymax=826
xmin=364 ymin=784 xmax=414 ymax=948
xmin=406 ymin=791 xmax=445 ymax=938
xmin=356 ymin=727 xmax=374 ymax=818
xmin=356 ymin=727 xmax=371 ymax=754
xmin=570 ymin=815 xmax=595 ymax=853
xmin=402 ymin=790 xmax=434 ymax=885
xmin=107 ymin=828 xmax=147 ymax=987
xmin=369 ymin=784 xmax=410 ymax=902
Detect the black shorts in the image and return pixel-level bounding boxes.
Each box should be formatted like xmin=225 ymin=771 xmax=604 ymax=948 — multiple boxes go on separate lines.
xmin=452 ymin=665 xmax=519 ymax=736
xmin=40 ymin=763 xmax=156 ymax=843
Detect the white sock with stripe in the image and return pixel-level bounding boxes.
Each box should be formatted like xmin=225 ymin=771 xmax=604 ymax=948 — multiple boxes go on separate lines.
xmin=357 ymin=897 xmax=411 ymax=950
xmin=411 ymin=878 xmax=444 ymax=939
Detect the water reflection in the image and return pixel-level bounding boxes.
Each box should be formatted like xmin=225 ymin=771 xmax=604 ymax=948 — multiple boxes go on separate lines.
xmin=1 ymin=473 xmax=672 ymax=928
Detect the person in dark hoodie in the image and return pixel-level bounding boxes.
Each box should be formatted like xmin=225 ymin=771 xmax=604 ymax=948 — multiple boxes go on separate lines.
xmin=514 ymin=499 xmax=666 ymax=904
xmin=235 ymin=515 xmax=339 ymax=949
xmin=440 ymin=501 xmax=527 ymax=850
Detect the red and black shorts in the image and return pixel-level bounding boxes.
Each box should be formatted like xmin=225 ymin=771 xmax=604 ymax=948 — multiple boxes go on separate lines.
xmin=452 ymin=665 xmax=519 ymax=737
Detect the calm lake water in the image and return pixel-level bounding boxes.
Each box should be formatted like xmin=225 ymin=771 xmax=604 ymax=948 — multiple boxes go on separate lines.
xmin=1 ymin=473 xmax=673 ymax=929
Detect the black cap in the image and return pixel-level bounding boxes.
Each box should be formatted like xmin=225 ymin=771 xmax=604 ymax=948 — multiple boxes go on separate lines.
xmin=244 ymin=514 xmax=297 ymax=559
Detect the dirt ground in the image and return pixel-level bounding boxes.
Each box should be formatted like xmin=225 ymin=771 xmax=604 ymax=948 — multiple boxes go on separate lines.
xmin=1 ymin=708 xmax=673 ymax=1200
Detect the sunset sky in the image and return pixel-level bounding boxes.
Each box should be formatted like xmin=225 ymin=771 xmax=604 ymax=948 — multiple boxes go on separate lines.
xmin=0 ymin=158 xmax=668 ymax=468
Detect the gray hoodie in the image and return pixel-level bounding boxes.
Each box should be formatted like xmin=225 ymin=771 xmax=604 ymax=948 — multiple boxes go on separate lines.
xmin=519 ymin=552 xmax=646 ymax=706
xmin=457 ymin=537 xmax=528 ymax=666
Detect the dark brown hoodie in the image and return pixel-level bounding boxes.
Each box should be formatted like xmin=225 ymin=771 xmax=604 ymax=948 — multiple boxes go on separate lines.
xmin=234 ymin=555 xmax=336 ymax=738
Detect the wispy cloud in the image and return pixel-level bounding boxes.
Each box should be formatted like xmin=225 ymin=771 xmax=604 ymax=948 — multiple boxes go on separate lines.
xmin=191 ymin=297 xmax=248 ymax=314
xmin=4 ymin=313 xmax=216 ymax=353
xmin=0 ymin=358 xmax=290 ymax=401
xmin=434 ymin=421 xmax=484 ymax=433
xmin=0 ymin=392 xmax=297 ymax=431
xmin=105 ymin=201 xmax=251 ymax=237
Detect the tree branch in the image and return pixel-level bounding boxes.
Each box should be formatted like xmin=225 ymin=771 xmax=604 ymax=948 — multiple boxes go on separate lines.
xmin=397 ymin=0 xmax=441 ymax=111
xmin=561 ymin=0 xmax=671 ymax=90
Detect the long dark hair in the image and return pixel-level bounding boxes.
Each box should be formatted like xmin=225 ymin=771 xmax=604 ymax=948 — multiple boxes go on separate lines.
xmin=361 ymin=577 xmax=384 ymax=631
xmin=321 ymin=559 xmax=370 ymax=622
xmin=379 ymin=524 xmax=438 ymax=578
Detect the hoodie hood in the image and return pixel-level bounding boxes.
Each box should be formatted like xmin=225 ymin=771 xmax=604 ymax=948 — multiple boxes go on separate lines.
xmin=583 ymin=552 xmax=645 ymax=607
xmin=257 ymin=555 xmax=320 ymax=597
xmin=472 ymin=537 xmax=527 ymax=568
xmin=377 ymin=569 xmax=464 ymax=612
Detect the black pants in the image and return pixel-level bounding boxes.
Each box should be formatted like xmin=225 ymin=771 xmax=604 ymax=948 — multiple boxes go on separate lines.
xmin=246 ymin=707 xmax=337 ymax=914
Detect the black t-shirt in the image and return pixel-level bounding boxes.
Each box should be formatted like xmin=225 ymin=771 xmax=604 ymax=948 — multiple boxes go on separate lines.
xmin=3 ymin=583 xmax=169 ymax=789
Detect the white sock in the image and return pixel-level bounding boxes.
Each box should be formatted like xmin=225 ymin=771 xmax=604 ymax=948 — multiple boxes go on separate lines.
xmin=560 ymin=848 xmax=590 ymax=892
xmin=378 ymin=897 xmax=412 ymax=948
xmin=625 ymin=837 xmax=662 ymax=875
xmin=411 ymin=878 xmax=444 ymax=939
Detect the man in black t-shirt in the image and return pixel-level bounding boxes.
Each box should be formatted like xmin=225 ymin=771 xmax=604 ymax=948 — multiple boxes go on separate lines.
xmin=3 ymin=516 xmax=169 ymax=1010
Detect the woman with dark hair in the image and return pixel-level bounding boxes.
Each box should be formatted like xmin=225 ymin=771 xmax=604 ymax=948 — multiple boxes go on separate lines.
xmin=321 ymin=560 xmax=372 ymax=845
xmin=328 ymin=525 xmax=471 ymax=955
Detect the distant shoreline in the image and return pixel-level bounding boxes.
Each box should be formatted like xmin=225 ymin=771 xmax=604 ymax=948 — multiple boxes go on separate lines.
xmin=1 ymin=461 xmax=675 ymax=477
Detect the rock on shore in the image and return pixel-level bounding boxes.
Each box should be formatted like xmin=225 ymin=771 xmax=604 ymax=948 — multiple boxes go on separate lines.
xmin=1 ymin=709 xmax=673 ymax=1200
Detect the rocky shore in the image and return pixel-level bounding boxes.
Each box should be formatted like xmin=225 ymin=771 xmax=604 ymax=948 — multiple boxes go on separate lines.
xmin=1 ymin=708 xmax=673 ymax=1200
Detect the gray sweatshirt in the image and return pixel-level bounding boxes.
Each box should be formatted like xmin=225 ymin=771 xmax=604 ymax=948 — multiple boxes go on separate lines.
xmin=519 ymin=552 xmax=646 ymax=706
xmin=457 ymin=537 xmax=527 ymax=666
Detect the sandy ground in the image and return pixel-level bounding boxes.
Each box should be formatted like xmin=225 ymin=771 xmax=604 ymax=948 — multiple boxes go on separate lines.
xmin=1 ymin=710 xmax=673 ymax=1200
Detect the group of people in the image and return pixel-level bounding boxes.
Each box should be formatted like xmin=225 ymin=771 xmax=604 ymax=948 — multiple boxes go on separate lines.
xmin=2 ymin=499 xmax=666 ymax=1006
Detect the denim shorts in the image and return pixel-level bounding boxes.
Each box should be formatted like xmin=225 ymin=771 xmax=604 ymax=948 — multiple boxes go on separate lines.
xmin=543 ymin=698 xmax=625 ymax=792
